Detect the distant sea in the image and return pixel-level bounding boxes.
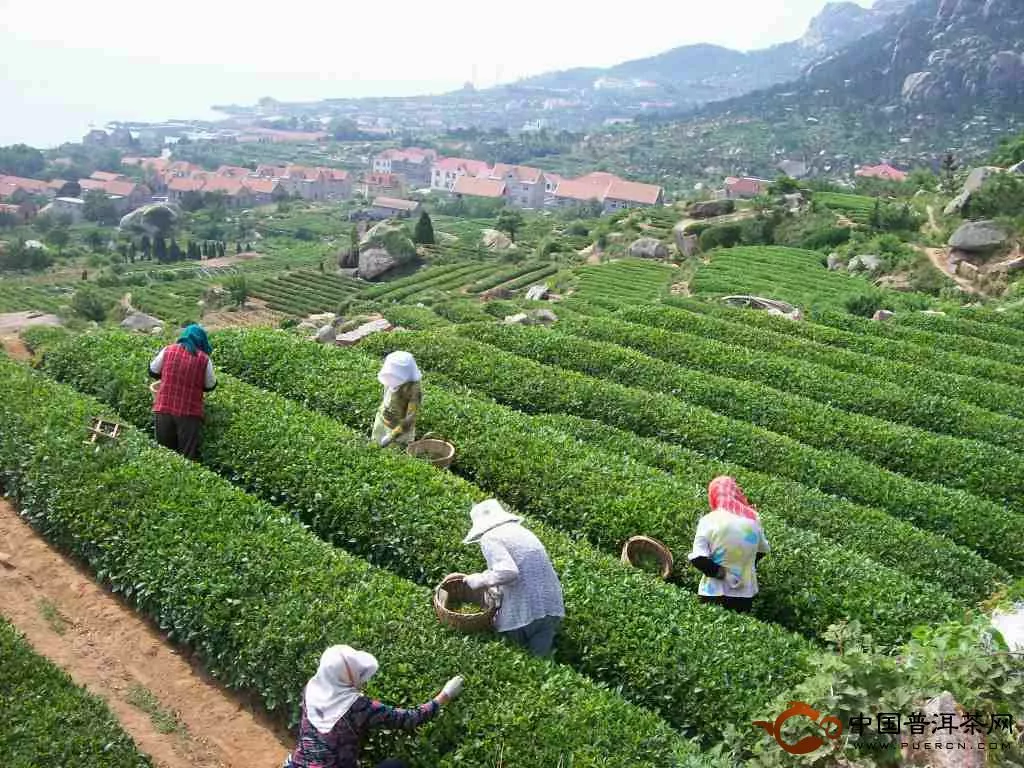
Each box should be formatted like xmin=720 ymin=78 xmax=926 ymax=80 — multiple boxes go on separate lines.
xmin=0 ymin=56 xmax=459 ymax=149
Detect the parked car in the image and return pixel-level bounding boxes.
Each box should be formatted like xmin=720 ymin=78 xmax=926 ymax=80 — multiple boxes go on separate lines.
xmin=720 ymin=295 xmax=803 ymax=321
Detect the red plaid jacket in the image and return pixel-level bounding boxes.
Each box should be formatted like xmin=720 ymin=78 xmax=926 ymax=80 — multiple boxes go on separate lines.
xmin=152 ymin=344 xmax=211 ymax=418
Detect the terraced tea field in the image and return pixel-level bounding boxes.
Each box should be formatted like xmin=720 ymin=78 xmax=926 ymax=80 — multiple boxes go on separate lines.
xmin=5 ymin=246 xmax=1024 ymax=765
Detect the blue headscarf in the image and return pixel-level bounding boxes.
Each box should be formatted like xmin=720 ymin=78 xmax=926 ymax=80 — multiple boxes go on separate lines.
xmin=177 ymin=323 xmax=211 ymax=356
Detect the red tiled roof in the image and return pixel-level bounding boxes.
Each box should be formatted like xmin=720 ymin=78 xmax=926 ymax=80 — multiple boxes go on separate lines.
xmin=79 ymin=178 xmax=141 ymax=197
xmin=168 ymin=177 xmax=205 ymax=193
xmin=724 ymin=177 xmax=771 ymax=197
xmin=48 ymin=179 xmax=68 ymax=190
xmin=322 ymin=168 xmax=349 ymax=181
xmin=490 ymin=163 xmax=543 ymax=184
xmin=372 ymin=196 xmax=420 ymax=211
xmin=553 ymin=178 xmax=608 ymax=202
xmin=855 ymin=164 xmax=908 ymax=182
xmin=123 ymin=156 xmax=169 ymax=171
xmin=0 ymin=175 xmax=51 ymax=197
xmin=243 ymin=178 xmax=280 ymax=195
xmin=574 ymin=171 xmax=621 ymax=188
xmin=216 ymin=165 xmax=252 ymax=178
xmin=453 ymin=176 xmax=506 ymax=198
xmin=255 ymin=164 xmax=288 ymax=178
xmin=606 ymin=179 xmax=663 ymax=205
xmin=201 ymin=177 xmax=249 ymax=196
xmin=434 ymin=157 xmax=491 ymax=176
xmin=90 ymin=171 xmax=124 ymax=182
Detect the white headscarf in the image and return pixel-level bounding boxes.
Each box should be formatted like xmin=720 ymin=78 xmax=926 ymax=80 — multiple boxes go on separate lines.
xmin=304 ymin=645 xmax=379 ymax=734
xmin=378 ymin=351 xmax=421 ymax=391
xmin=463 ymin=498 xmax=522 ymax=544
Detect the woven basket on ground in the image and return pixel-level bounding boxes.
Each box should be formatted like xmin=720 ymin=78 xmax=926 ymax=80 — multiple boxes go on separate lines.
xmin=406 ymin=434 xmax=455 ymax=469
xmin=433 ymin=573 xmax=497 ymax=634
xmin=621 ymin=536 xmax=674 ymax=579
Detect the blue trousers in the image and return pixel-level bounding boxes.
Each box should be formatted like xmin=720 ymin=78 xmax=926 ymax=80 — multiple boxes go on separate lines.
xmin=500 ymin=615 xmax=561 ymax=657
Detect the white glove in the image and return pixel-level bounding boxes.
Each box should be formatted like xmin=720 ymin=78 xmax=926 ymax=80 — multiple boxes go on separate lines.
xmin=379 ymin=433 xmax=393 ymax=448
xmin=440 ymin=675 xmax=464 ymax=703
xmin=463 ymin=573 xmax=486 ymax=590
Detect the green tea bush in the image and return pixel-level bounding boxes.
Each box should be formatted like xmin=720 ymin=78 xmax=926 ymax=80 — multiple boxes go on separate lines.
xmin=33 ymin=331 xmax=815 ymax=741
xmin=0 ymin=359 xmax=710 ymax=768
xmin=0 ymin=619 xmax=152 ymax=767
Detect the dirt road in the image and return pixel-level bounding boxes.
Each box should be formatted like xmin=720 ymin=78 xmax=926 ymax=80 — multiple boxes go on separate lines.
xmin=0 ymin=499 xmax=292 ymax=768
xmin=922 ymin=245 xmax=977 ymax=294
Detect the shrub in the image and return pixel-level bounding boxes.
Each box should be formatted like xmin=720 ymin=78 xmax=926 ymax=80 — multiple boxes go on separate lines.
xmin=70 ymin=285 xmax=110 ymax=321
xmin=698 ymin=223 xmax=742 ymax=251
xmin=0 ymin=619 xmax=152 ymax=766
xmin=844 ymin=290 xmax=887 ymax=318
xmin=34 ymin=331 xmax=816 ymax=741
xmin=0 ymin=358 xmax=707 ymax=767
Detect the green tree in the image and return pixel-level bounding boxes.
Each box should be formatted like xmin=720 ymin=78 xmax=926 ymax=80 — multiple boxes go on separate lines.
xmin=82 ymin=190 xmax=119 ymax=225
xmin=84 ymin=229 xmax=105 ymax=252
xmin=140 ymin=235 xmax=151 ymax=260
xmin=70 ymin=285 xmax=110 ymax=321
xmin=0 ymin=240 xmax=53 ymax=271
xmin=0 ymin=144 xmax=45 ymax=177
xmin=226 ymin=274 xmax=248 ymax=308
xmin=413 ymin=211 xmax=435 ymax=245
xmin=940 ymin=153 xmax=958 ymax=194
xmin=496 ymin=209 xmax=524 ymax=243
xmin=965 ymin=174 xmax=1024 ymax=219
xmin=56 ymin=181 xmax=82 ymax=198
xmin=768 ymin=176 xmax=800 ymax=195
xmin=169 ymin=240 xmax=182 ymax=261
xmin=45 ymin=226 xmax=70 ymax=255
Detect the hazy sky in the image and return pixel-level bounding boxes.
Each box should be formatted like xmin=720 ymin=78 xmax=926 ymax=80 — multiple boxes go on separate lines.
xmin=0 ymin=0 xmax=874 ymax=147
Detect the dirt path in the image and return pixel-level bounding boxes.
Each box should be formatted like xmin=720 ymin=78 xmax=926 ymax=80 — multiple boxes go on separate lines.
xmin=1 ymin=334 xmax=32 ymax=361
xmin=922 ymin=245 xmax=977 ymax=294
xmin=926 ymin=204 xmax=941 ymax=235
xmin=0 ymin=499 xmax=292 ymax=768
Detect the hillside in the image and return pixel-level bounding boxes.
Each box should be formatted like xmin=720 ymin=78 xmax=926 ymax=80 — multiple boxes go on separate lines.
xmin=517 ymin=1 xmax=908 ymax=106
xmin=561 ymin=0 xmax=1023 ymax=188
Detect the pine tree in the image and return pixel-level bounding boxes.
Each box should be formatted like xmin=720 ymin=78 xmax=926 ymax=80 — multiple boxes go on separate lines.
xmin=413 ymin=210 xmax=435 ymax=245
xmin=129 ymin=241 xmax=137 ymax=263
xmin=169 ymin=240 xmax=182 ymax=261
xmin=141 ymin=235 xmax=151 ymax=260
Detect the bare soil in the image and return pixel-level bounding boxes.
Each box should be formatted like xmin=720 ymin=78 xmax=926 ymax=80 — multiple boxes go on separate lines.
xmin=200 ymin=299 xmax=286 ymax=331
xmin=922 ymin=245 xmax=978 ymax=294
xmin=0 ymin=498 xmax=292 ymax=768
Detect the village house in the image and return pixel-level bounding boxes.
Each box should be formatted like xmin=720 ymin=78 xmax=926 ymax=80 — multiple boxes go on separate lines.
xmin=254 ymin=165 xmax=352 ymax=201
xmin=370 ymin=196 xmax=422 ymax=219
xmin=359 ymin=172 xmax=405 ymax=200
xmin=430 ymin=157 xmax=491 ymax=192
xmin=0 ymin=201 xmax=35 ymax=223
xmin=243 ymin=177 xmax=287 ymax=206
xmin=549 ymin=171 xmax=663 ymax=213
xmin=0 ymin=175 xmax=56 ymax=201
xmin=451 ymin=176 xmax=506 ymax=202
xmin=78 ymin=178 xmax=151 ymax=213
xmin=855 ymin=163 xmax=908 ymax=182
xmin=89 ymin=170 xmax=127 ymax=183
xmin=44 ymin=197 xmax=86 ymax=224
xmin=166 ymin=176 xmax=206 ymax=205
xmin=544 ymin=173 xmax=564 ymax=197
xmin=372 ymin=148 xmax=437 ymax=187
xmin=712 ymin=176 xmax=772 ymax=200
xmin=487 ymin=164 xmax=547 ymax=208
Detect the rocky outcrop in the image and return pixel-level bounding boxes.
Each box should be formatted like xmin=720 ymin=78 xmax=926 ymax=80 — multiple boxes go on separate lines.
xmin=827 ymin=253 xmax=846 ymax=271
xmin=629 ymin=237 xmax=669 ymax=260
xmin=687 ymin=200 xmax=734 ymax=219
xmin=504 ymin=309 xmax=558 ymax=326
xmin=118 ymin=202 xmax=181 ymax=238
xmin=673 ymin=223 xmax=699 ymax=257
xmin=120 ymin=311 xmax=163 ymax=333
xmin=357 ymin=221 xmax=416 ymax=280
xmin=902 ymin=692 xmax=984 ymax=768
xmin=944 ymin=167 xmax=1000 ymax=216
xmin=848 ymin=254 xmax=882 ymax=272
xmin=948 ymin=220 xmax=1009 ymax=253
xmin=481 ymin=229 xmax=515 ymax=252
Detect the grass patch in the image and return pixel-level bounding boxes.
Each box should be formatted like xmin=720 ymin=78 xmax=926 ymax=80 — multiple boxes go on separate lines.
xmin=126 ymin=684 xmax=184 ymax=735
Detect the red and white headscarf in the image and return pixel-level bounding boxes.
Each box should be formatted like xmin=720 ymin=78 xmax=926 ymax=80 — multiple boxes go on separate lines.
xmin=708 ymin=476 xmax=759 ymax=522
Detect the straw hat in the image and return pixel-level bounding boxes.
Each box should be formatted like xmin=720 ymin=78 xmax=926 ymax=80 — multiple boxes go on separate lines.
xmin=462 ymin=499 xmax=521 ymax=544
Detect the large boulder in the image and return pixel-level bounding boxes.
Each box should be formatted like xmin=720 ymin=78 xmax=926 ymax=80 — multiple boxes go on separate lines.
xmin=673 ymin=223 xmax=699 ymax=257
xmin=481 ymin=229 xmax=515 ymax=252
xmin=687 ymin=199 xmax=735 ymax=219
xmin=118 ymin=202 xmax=182 ymax=238
xmin=120 ymin=311 xmax=163 ymax=333
xmin=629 ymin=237 xmax=669 ymax=260
xmin=525 ymin=284 xmax=550 ymax=301
xmin=944 ymin=167 xmax=999 ymax=216
xmin=357 ymin=221 xmax=416 ymax=280
xmin=848 ymin=254 xmax=881 ymax=272
xmin=827 ymin=253 xmax=846 ymax=271
xmin=314 ymin=324 xmax=337 ymax=344
xmin=504 ymin=309 xmax=558 ymax=326
xmin=948 ymin=220 xmax=1009 ymax=253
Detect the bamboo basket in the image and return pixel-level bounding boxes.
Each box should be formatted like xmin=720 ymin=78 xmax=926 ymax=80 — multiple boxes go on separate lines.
xmin=433 ymin=573 xmax=497 ymax=634
xmin=406 ymin=433 xmax=455 ymax=469
xmin=621 ymin=536 xmax=674 ymax=579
